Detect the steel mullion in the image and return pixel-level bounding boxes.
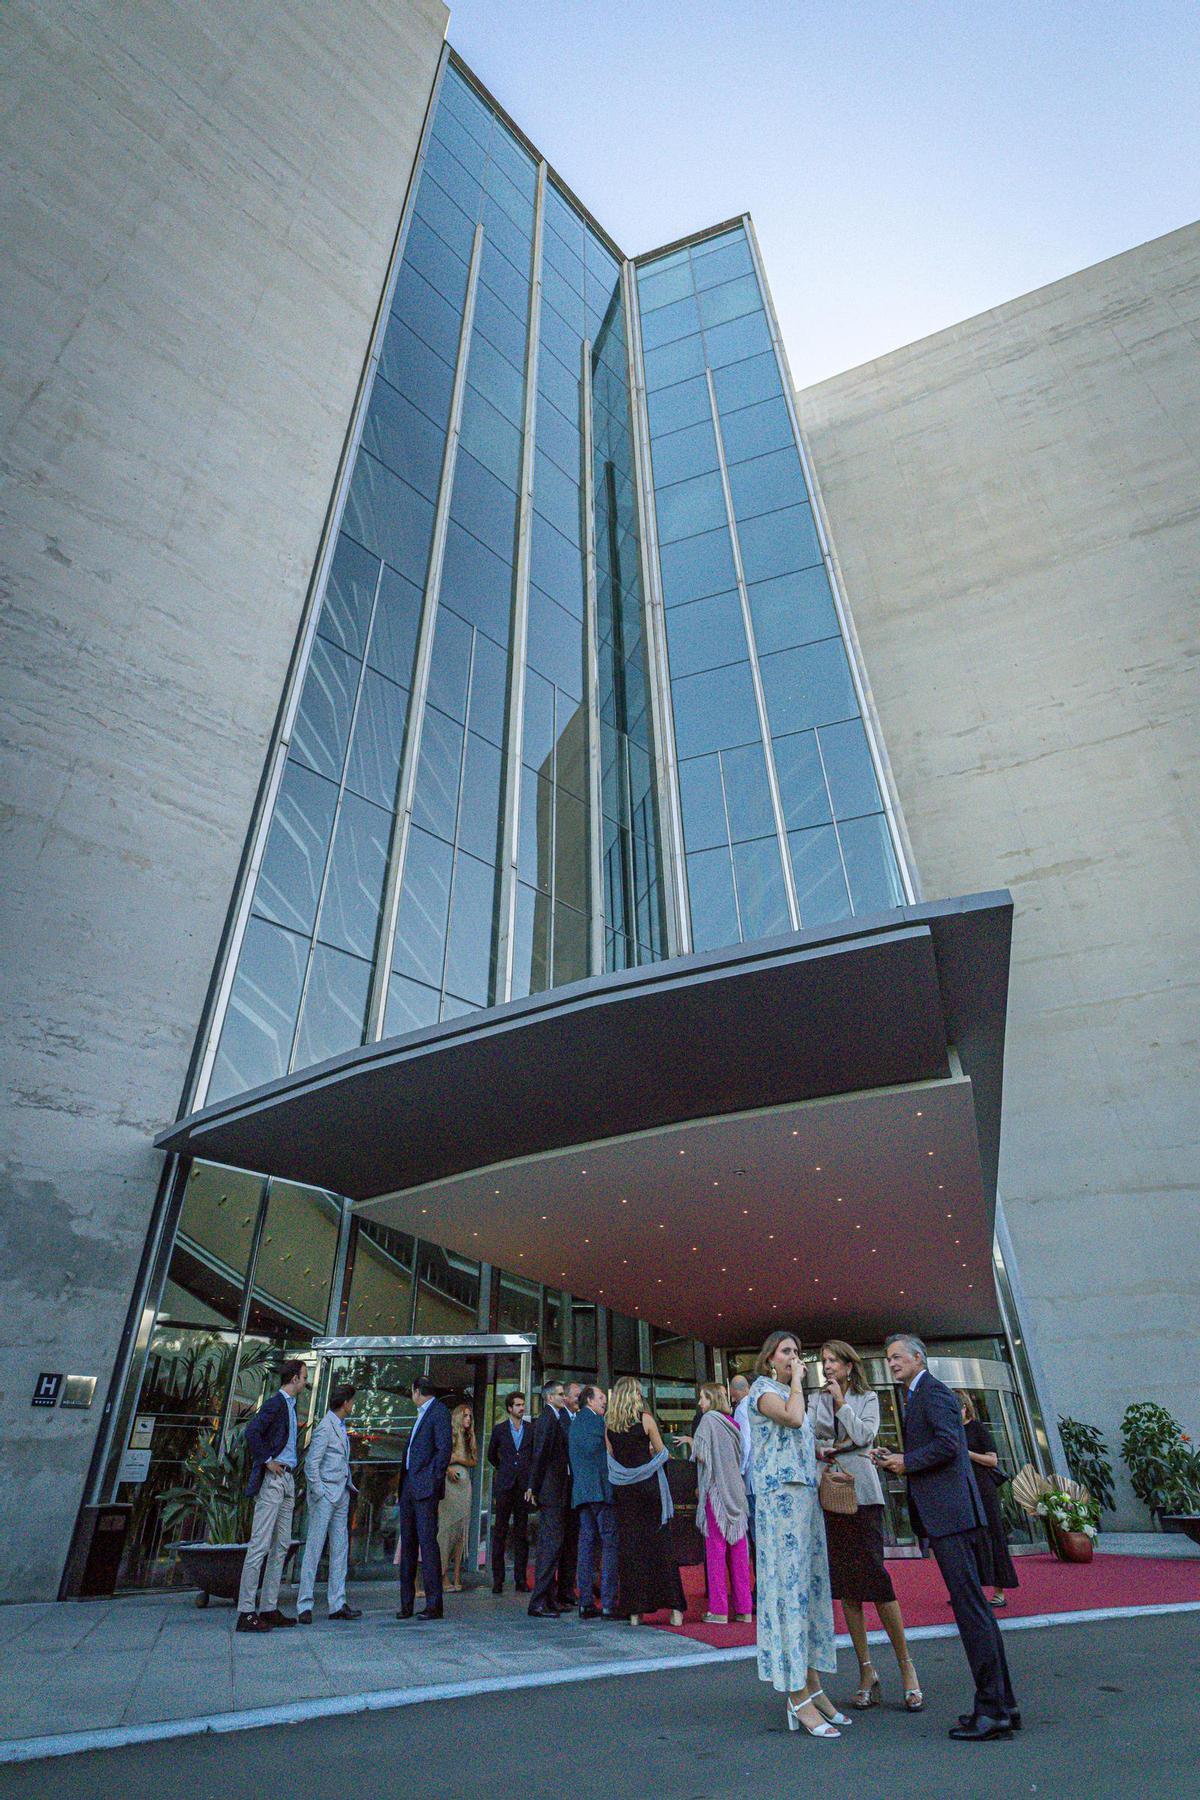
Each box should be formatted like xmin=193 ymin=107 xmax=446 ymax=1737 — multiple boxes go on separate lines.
xmin=580 ymin=336 xmax=605 ymax=974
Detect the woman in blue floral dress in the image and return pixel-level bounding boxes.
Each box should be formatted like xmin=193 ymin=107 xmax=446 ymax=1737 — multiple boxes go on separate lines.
xmin=750 ymin=1330 xmax=845 ymax=1740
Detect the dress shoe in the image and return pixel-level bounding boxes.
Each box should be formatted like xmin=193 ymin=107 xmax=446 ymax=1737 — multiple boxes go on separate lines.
xmin=416 ymin=1606 xmax=444 ymax=1621
xmin=578 ymin=1604 xmax=601 ymax=1620
xmin=328 ymin=1606 xmax=362 ymax=1621
xmin=260 ymin=1609 xmax=297 ymax=1627
xmin=297 ymin=1610 xmax=313 ymax=1625
xmin=492 ymin=1582 xmax=504 ymax=1595
xmin=948 ymin=1713 xmax=1013 ymax=1741
xmin=235 ymin=1612 xmax=270 ymax=1633
xmin=528 ymin=1601 xmax=563 ymax=1617
xmin=959 ymin=1709 xmax=1021 ymax=1731
xmin=395 ymin=1606 xmax=414 ymax=1619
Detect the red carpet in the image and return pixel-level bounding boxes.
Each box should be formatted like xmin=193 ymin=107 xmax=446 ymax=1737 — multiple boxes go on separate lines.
xmin=646 ymin=1552 xmax=1200 ymax=1648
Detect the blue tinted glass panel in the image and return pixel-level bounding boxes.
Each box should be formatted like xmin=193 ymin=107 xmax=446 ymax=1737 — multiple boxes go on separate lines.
xmin=691 ymin=236 xmax=754 ymax=288
xmin=736 ymin=502 xmax=822 ymax=585
xmin=439 ymin=522 xmax=512 ymax=639
xmin=535 ymin=453 xmax=581 ymax=544
xmin=839 ymin=813 xmax=905 ymax=914
xmin=482 ymin=196 xmax=531 ymax=275
xmin=721 ymin=741 xmax=776 ymax=842
xmin=748 ymin=566 xmax=838 ymax=655
xmin=773 ymin=729 xmax=832 ymax=831
xmin=639 ymin=292 xmax=701 ymax=352
xmin=659 ymin=525 xmax=738 ymax=608
xmin=643 ymin=333 xmax=706 ymax=391
xmin=655 ymin=469 xmax=727 ymax=544
xmin=468 ymin=629 xmax=508 ymax=747
xmin=443 ymin=851 xmax=496 ymax=1004
xmin=317 ymin=793 xmax=389 ymax=960
xmin=411 ymin=705 xmax=463 ymax=843
xmin=531 ymin=517 xmax=583 ymax=618
xmin=472 ymin=280 xmax=526 ymax=369
xmin=552 ymin=900 xmax=588 ymax=986
xmin=638 ymin=260 xmax=694 ymax=310
xmin=732 ymin=837 xmax=790 ymax=939
xmin=698 ymin=273 xmax=761 ymax=329
xmin=647 ymin=375 xmax=711 ymax=437
xmin=664 ymin=589 xmax=746 ymax=679
xmin=508 ymin=881 xmax=544 ymax=1000
xmin=727 ymin=447 xmax=808 ymax=522
xmin=429 ymin=105 xmax=488 ymax=185
xmin=343 ymin=452 xmax=435 ymax=587
xmin=401 ymin=215 xmax=469 ymax=309
xmin=760 ymin=637 xmax=858 ymax=735
xmin=290 ymin=636 xmax=357 ymax=782
xmin=426 ymin=606 xmax=473 ymax=722
xmin=554 ymin=788 xmax=588 ymax=911
xmin=362 ymin=376 xmax=445 ymax=502
xmin=536 ymin=395 xmax=580 ymax=479
xmin=486 ymin=124 xmax=537 ymax=201
xmin=379 ymin=316 xmax=455 ymax=430
xmin=518 ymin=766 xmax=553 ymax=890
xmin=392 ymin=825 xmax=453 ymax=986
xmin=451 ymin=449 xmax=518 ymax=559
xmin=385 ymin=972 xmax=441 ymax=1037
xmin=819 ymin=718 xmax=881 ymax=819
xmin=539 ymin=299 xmax=582 ymax=371
xmin=719 ymin=396 xmax=794 ymax=465
xmin=440 ymin=69 xmax=492 ymax=151
xmin=649 ymin=417 xmax=719 ymax=489
xmin=485 ymin=160 xmax=534 ymax=234
xmin=414 ymin=176 xmax=478 ymax=267
xmin=703 ymin=310 xmax=773 ymax=369
xmin=542 ymin=225 xmax=584 ymax=291
xmin=367 ymin=565 xmax=421 ymax=688
xmin=541 ymin=262 xmax=584 ymax=331
xmin=392 ymin=260 xmax=463 ymax=367
xmin=527 ymin=585 xmax=583 ymax=698
xmin=789 ymin=825 xmax=851 ymax=926
xmin=460 ymin=384 xmax=521 ymax=489
xmin=253 ymin=760 xmax=338 ymax=935
xmin=480 ymin=236 xmax=528 ymax=321
xmin=319 ymin=534 xmax=378 ymax=659
xmin=423 ymin=137 xmax=483 ymax=219
xmin=456 ymin=732 xmax=503 ymax=863
xmin=538 ymin=346 xmax=580 ymax=421
xmin=672 ymin=662 xmax=759 ymax=758
xmin=687 ymin=846 xmax=740 ymax=952
xmin=467 ymin=331 xmax=525 ymax=426
xmin=211 ymin=917 xmax=306 ymax=1099
xmin=712 ymin=351 xmax=782 ymax=414
xmin=344 ymin=668 xmax=407 ymax=811
xmin=678 ymin=754 xmax=727 ymax=853
xmin=294 ymin=944 xmax=371 ymax=1069
xmin=522 ymin=668 xmax=555 ymax=772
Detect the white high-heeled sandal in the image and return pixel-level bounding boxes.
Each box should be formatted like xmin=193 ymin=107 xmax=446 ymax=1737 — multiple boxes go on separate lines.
xmin=809 ymin=1688 xmax=853 ymax=1727
xmin=787 ymin=1697 xmax=842 ymax=1738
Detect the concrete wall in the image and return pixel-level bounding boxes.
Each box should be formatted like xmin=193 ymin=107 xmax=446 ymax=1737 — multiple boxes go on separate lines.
xmin=797 ymin=223 xmax=1200 ymax=1526
xmin=0 ymin=0 xmax=446 ymax=1600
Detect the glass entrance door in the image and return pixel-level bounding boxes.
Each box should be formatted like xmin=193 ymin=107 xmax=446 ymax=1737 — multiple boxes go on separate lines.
xmin=310 ymin=1334 xmax=535 ymax=1579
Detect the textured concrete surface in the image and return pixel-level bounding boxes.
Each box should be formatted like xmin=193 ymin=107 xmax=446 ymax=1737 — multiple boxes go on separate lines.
xmin=0 ymin=0 xmax=446 ymax=1599
xmin=797 ymin=223 xmax=1200 ymax=1524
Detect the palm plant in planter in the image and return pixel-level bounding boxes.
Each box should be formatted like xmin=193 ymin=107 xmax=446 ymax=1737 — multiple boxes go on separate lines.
xmin=1011 ymin=1465 xmax=1099 ymax=1561
xmin=1058 ymin=1417 xmax=1116 ymax=1515
xmin=1120 ymin=1402 xmax=1200 ymax=1537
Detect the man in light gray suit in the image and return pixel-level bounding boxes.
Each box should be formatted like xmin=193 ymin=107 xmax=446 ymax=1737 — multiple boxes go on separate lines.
xmin=297 ymin=1382 xmax=362 ymax=1623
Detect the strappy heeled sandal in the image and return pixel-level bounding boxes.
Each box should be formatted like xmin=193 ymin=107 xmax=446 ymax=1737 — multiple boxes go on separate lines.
xmin=851 ymin=1661 xmax=881 ymax=1708
xmin=902 ymin=1661 xmax=924 ymax=1711
xmin=787 ymin=1697 xmax=841 ymax=1738
xmin=809 ymin=1688 xmax=853 ymax=1727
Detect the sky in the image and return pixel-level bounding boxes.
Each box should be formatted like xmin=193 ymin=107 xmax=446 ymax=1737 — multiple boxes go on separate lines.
xmin=443 ymin=0 xmax=1200 ymax=387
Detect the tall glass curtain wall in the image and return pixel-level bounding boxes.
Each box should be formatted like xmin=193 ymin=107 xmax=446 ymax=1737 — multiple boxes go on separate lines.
xmin=635 ymin=228 xmax=905 ymax=952
xmin=209 ymin=66 xmax=664 ymax=1103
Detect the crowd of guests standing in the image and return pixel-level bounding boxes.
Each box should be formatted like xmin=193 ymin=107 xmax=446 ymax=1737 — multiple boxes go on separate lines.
xmin=233 ymin=1328 xmax=1022 ymax=1743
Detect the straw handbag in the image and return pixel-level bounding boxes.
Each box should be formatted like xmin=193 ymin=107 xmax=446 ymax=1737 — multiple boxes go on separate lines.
xmin=818 ymin=1442 xmax=859 ymax=1516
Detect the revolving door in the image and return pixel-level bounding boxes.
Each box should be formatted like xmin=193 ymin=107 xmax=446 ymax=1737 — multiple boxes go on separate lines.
xmin=309 ymin=1333 xmax=536 ymax=1580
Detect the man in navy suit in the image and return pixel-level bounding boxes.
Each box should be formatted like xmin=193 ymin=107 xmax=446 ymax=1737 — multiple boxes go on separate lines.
xmin=487 ymin=1390 xmax=533 ymax=1594
xmin=237 ymin=1358 xmax=307 ymax=1633
xmin=570 ymin=1387 xmax=618 ymax=1619
xmin=876 ymin=1333 xmax=1019 ymax=1741
xmin=395 ymin=1374 xmax=453 ymax=1621
xmin=525 ymin=1379 xmax=572 ymax=1616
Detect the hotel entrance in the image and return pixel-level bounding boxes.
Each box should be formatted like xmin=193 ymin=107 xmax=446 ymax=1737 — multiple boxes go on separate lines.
xmin=310 ymin=1334 xmax=535 ymax=1581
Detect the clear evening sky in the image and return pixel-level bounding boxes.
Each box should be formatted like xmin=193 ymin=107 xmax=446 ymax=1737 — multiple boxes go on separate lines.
xmin=445 ymin=0 xmax=1200 ymax=387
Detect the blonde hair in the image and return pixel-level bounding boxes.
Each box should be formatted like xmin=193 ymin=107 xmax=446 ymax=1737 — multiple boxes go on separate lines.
xmin=451 ymin=1402 xmax=475 ymax=1455
xmin=754 ymin=1329 xmax=801 ymax=1378
xmin=955 ymin=1389 xmax=978 ymax=1423
xmin=699 ymin=1380 xmax=730 ymax=1413
xmin=607 ymin=1376 xmax=646 ymax=1434
xmin=820 ymin=1339 xmax=869 ymax=1395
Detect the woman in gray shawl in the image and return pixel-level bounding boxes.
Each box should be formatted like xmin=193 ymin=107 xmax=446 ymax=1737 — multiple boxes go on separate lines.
xmin=691 ymin=1381 xmax=752 ymax=1624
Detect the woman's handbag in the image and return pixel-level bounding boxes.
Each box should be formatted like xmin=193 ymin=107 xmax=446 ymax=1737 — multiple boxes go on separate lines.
xmin=818 ymin=1443 xmax=859 ymax=1516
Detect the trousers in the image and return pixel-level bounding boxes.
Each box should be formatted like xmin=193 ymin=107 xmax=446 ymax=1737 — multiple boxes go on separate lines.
xmin=704 ymin=1498 xmax=752 ymax=1616
xmin=930 ymin=1528 xmax=1017 ymax=1715
xmin=397 ymin=1482 xmax=443 ymax=1611
xmin=576 ymin=1501 xmax=619 ymax=1613
xmin=237 ymin=1468 xmax=294 ymax=1614
xmin=491 ymin=1486 xmax=529 ymax=1588
xmin=297 ymin=1487 xmax=351 ymax=1614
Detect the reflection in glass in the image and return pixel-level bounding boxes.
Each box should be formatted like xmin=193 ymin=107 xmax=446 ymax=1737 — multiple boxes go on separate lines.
xmin=253 ymin=760 xmax=338 ymax=936
xmin=788 ymin=824 xmax=852 ymax=926
xmin=839 ymin=813 xmax=905 ymax=914
xmin=293 ymin=943 xmax=372 ymax=1069
xmin=211 ymin=917 xmax=307 ymax=1099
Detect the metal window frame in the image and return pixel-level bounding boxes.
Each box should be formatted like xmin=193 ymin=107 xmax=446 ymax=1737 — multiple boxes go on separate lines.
xmin=580 ymin=335 xmax=606 ymax=974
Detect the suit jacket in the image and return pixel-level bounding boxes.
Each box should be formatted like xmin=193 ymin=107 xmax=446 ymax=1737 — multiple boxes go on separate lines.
xmin=528 ymin=1404 xmax=571 ymax=1507
xmin=901 ymin=1371 xmax=987 ymax=1540
xmin=304 ymin=1409 xmax=356 ymax=1503
xmin=488 ymin=1418 xmax=533 ymax=1494
xmin=244 ymin=1391 xmax=298 ymax=1498
xmin=569 ymin=1408 xmax=613 ymax=1507
xmin=402 ymin=1399 xmax=453 ymax=1504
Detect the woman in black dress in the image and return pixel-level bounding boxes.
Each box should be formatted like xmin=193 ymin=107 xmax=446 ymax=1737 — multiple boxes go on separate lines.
xmin=957 ymin=1391 xmax=1019 ymax=1606
xmin=606 ymin=1377 xmax=685 ymax=1627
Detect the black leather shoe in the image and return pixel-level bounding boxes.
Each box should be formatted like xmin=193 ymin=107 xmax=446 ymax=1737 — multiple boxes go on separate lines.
xmin=416 ymin=1606 xmax=444 ymax=1621
xmin=492 ymin=1583 xmax=504 ymax=1595
xmin=395 ymin=1606 xmax=414 ymax=1619
xmin=959 ymin=1710 xmax=1021 ymax=1731
xmin=528 ymin=1602 xmax=563 ymax=1617
xmin=578 ymin=1604 xmax=601 ymax=1620
xmin=261 ymin=1609 xmax=297 ymax=1627
xmin=329 ymin=1606 xmax=362 ymax=1621
xmin=297 ymin=1610 xmax=313 ymax=1625
xmin=235 ymin=1612 xmax=270 ymax=1633
xmin=949 ymin=1714 xmax=1013 ymax=1741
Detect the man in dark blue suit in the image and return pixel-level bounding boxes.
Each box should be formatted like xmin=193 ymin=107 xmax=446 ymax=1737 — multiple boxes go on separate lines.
xmin=876 ymin=1333 xmax=1019 ymax=1741
xmin=395 ymin=1374 xmax=453 ymax=1621
xmin=525 ymin=1379 xmax=572 ymax=1616
xmin=487 ymin=1390 xmax=533 ymax=1594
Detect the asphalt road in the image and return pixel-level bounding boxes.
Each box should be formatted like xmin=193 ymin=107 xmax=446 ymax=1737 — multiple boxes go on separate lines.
xmin=4 ymin=1611 xmax=1197 ymax=1800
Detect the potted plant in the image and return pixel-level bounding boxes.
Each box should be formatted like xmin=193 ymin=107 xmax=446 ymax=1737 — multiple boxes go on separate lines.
xmin=1010 ymin=1465 xmax=1099 ymax=1561
xmin=1121 ymin=1402 xmax=1200 ymax=1533
xmin=160 ymin=1407 xmax=303 ymax=1605
xmin=1058 ymin=1416 xmax=1116 ymax=1515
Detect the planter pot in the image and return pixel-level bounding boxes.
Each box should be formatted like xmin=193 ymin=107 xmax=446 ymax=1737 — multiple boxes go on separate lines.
xmin=1052 ymin=1526 xmax=1094 ymax=1563
xmin=1162 ymin=1514 xmax=1200 ymax=1547
xmin=177 ymin=1539 xmax=300 ymax=1607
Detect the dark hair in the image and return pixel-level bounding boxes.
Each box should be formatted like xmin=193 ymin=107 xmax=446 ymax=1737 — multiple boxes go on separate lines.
xmin=504 ymin=1391 xmax=525 ymax=1413
xmin=578 ymin=1385 xmax=600 ymax=1410
xmin=753 ymin=1330 xmax=801 ymax=1378
xmin=330 ymin=1383 xmax=357 ymax=1411
xmin=280 ymin=1358 xmax=305 ymax=1386
xmin=820 ymin=1339 xmax=869 ymax=1395
xmin=412 ymin=1373 xmax=438 ymax=1398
